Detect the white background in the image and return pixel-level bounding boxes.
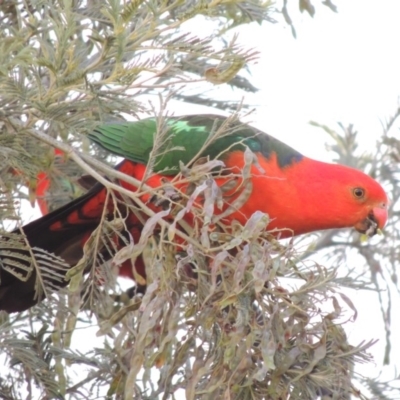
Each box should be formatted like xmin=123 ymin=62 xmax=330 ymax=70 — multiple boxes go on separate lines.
xmin=247 ymin=0 xmax=400 ymax=391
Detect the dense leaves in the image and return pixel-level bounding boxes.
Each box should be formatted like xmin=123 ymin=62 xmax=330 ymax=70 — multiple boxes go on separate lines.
xmin=1 ymin=1 xmax=399 ymax=400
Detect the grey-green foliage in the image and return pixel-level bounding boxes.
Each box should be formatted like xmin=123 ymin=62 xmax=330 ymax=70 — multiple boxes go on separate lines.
xmin=4 ymin=1 xmax=397 ymax=400
xmin=0 ymin=0 xmax=266 ymax=223
xmin=307 ymin=113 xmax=400 ymax=399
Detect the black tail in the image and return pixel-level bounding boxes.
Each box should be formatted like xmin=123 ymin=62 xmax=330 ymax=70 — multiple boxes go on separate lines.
xmin=0 ymin=183 xmax=104 ymax=313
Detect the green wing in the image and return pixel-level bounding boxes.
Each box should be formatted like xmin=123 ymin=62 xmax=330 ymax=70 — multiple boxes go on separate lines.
xmin=89 ymin=115 xmax=303 ymax=174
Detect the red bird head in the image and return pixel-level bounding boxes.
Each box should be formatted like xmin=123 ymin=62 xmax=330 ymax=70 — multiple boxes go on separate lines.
xmin=332 ymin=164 xmax=388 ymax=236
xmin=233 ymin=153 xmax=389 ymax=238
xmin=291 ymin=160 xmax=389 ymax=237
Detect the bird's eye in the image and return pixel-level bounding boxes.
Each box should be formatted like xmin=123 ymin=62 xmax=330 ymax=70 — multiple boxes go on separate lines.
xmin=353 ymin=187 xmax=365 ymax=199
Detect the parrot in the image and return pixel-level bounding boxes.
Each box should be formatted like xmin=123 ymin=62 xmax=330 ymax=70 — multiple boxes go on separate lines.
xmin=8 ymin=147 xmax=86 ymax=215
xmin=35 ymin=148 xmax=87 ymax=215
xmin=0 ymin=115 xmax=388 ymax=313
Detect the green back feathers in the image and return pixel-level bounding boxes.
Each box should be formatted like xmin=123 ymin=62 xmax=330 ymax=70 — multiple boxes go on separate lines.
xmin=89 ymin=115 xmax=303 ymax=174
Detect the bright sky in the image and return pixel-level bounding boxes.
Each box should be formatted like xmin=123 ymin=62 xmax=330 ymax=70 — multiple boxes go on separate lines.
xmin=245 ymin=0 xmax=400 ymax=392
xmin=251 ymin=0 xmax=400 ymax=160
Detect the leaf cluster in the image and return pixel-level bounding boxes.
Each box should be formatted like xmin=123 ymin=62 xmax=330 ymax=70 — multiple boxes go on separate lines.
xmin=307 ymin=109 xmax=400 ymax=397
xmin=0 ymin=1 xmax=390 ymax=400
xmin=0 ymin=114 xmax=381 ymax=400
xmin=0 ymin=0 xmax=265 ymax=223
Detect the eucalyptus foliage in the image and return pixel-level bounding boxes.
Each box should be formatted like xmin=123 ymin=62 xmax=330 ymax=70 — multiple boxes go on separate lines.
xmin=1 ymin=1 xmax=399 ymax=400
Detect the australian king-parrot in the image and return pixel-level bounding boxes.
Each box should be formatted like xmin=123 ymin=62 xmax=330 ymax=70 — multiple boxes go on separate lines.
xmin=0 ymin=115 xmax=388 ymax=313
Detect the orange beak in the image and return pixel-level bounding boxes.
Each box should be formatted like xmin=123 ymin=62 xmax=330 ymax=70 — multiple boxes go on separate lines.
xmin=372 ymin=203 xmax=388 ymax=230
xmin=354 ymin=203 xmax=388 ymax=237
